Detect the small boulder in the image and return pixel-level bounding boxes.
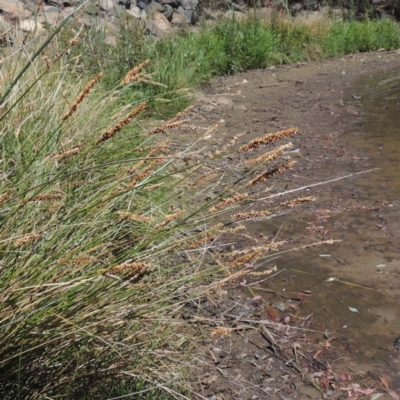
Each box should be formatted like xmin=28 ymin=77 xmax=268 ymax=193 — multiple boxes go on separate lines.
xmin=180 ymin=0 xmax=197 ymax=9
xmin=47 ymin=0 xmax=73 ymax=7
xmin=126 ymin=4 xmax=141 ymax=17
xmin=84 ymin=1 xmax=100 ymax=15
xmin=145 ymin=10 xmax=172 ymax=37
xmin=19 ymin=19 xmax=43 ymax=32
xmin=171 ymin=11 xmax=186 ymax=25
xmin=224 ymin=10 xmax=247 ymax=22
xmin=183 ymin=8 xmax=197 ymax=24
xmin=162 ymin=3 xmax=173 ymax=20
xmin=144 ymin=1 xmax=164 ymax=14
xmin=0 ymin=16 xmax=12 ymax=40
xmin=137 ymin=0 xmax=150 ymax=8
xmin=98 ymin=0 xmax=114 ymax=11
xmin=37 ymin=9 xmax=64 ymax=25
xmin=0 ymin=0 xmax=25 ymax=18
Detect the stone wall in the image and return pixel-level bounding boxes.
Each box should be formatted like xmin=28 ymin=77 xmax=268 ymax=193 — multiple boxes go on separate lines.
xmin=0 ymin=0 xmax=200 ymax=38
xmin=204 ymin=0 xmax=400 ymax=18
xmin=0 ymin=0 xmax=398 ymax=42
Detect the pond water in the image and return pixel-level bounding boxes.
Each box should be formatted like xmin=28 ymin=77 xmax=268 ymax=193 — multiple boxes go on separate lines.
xmin=255 ymin=69 xmax=400 ymax=390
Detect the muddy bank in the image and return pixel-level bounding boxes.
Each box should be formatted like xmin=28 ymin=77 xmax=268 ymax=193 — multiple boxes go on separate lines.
xmin=184 ymin=50 xmax=400 ymax=399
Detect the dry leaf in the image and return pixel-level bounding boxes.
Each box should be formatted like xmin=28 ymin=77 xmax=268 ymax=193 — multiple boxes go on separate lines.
xmin=379 ymin=376 xmax=389 ymax=390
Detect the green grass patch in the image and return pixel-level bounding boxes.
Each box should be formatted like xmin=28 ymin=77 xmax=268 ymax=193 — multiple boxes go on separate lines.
xmin=70 ymin=14 xmax=400 ymax=113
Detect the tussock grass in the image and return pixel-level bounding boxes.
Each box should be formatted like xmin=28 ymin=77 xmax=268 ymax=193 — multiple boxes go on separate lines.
xmin=0 ymin=28 xmax=306 ymax=398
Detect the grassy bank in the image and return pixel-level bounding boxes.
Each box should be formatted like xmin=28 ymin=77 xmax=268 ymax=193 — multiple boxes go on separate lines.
xmin=72 ymin=12 xmax=400 ymax=112
xmin=0 ymin=10 xmax=399 ymax=399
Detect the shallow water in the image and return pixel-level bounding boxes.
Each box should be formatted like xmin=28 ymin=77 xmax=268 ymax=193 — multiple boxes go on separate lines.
xmin=257 ymin=69 xmax=400 ymax=389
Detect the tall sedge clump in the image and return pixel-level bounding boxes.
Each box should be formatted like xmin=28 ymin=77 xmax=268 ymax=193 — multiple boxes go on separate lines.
xmin=0 ymin=23 xmax=320 ymax=400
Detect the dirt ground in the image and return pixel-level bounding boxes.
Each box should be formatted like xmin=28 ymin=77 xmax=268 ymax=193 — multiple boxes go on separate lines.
xmin=178 ymin=50 xmax=400 ymax=400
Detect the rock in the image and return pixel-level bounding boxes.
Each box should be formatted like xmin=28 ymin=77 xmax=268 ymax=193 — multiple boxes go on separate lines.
xmin=224 ymin=10 xmax=247 ymax=21
xmin=291 ymin=2 xmax=303 ymax=13
xmin=183 ymin=8 xmax=197 ymax=24
xmin=17 ymin=8 xmax=32 ymax=18
xmin=303 ymin=0 xmax=318 ymax=10
xmin=37 ymin=10 xmax=64 ymax=25
xmin=144 ymin=1 xmax=164 ymax=14
xmin=19 ymin=19 xmax=43 ymax=32
xmin=126 ymin=4 xmax=141 ymax=17
xmin=46 ymin=0 xmax=72 ymax=7
xmin=43 ymin=5 xmax=60 ymax=12
xmin=180 ymin=0 xmax=197 ymax=9
xmin=84 ymin=1 xmax=99 ymax=15
xmin=145 ymin=10 xmax=172 ymax=37
xmin=0 ymin=0 xmax=25 ymax=18
xmin=137 ymin=0 xmax=150 ymax=8
xmin=63 ymin=6 xmax=75 ymax=14
xmin=162 ymin=3 xmax=173 ymax=20
xmin=171 ymin=11 xmax=186 ymax=25
xmin=98 ymin=0 xmax=114 ymax=11
xmin=103 ymin=19 xmax=118 ymax=45
xmin=0 ymin=16 xmax=12 ymax=40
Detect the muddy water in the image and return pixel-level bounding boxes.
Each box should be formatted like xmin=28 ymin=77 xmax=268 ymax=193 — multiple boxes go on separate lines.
xmin=257 ymin=70 xmax=400 ymax=389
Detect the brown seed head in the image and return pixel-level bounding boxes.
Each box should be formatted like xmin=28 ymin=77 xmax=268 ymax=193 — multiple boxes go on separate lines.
xmin=108 ymin=261 xmax=148 ymax=276
xmin=120 ymin=60 xmax=150 ymax=86
xmin=29 ymin=193 xmax=64 ymax=202
xmin=116 ymin=211 xmax=153 ymax=223
xmin=210 ymin=327 xmax=233 ymax=338
xmin=209 ymin=193 xmax=248 ymax=214
xmin=15 ymin=233 xmax=42 ymax=247
xmin=97 ymin=102 xmax=147 ymax=144
xmin=240 ymin=127 xmax=298 ymax=152
xmin=232 ymin=210 xmax=271 ymax=222
xmin=246 ymin=142 xmax=293 ymax=166
xmin=69 ymin=26 xmax=84 ymax=47
xmin=62 ymin=73 xmax=102 ymax=121
xmin=246 ymin=161 xmax=297 ymax=188
xmin=148 ymin=120 xmax=186 ymax=135
xmin=155 ymin=209 xmax=185 ymax=230
xmin=126 ymin=159 xmax=165 ymax=190
xmin=51 ymin=146 xmax=82 ymax=160
xmin=0 ymin=189 xmax=12 ymax=207
xmin=280 ymin=196 xmax=316 ymax=207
